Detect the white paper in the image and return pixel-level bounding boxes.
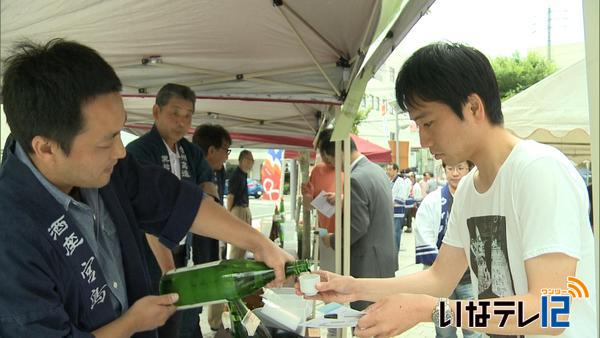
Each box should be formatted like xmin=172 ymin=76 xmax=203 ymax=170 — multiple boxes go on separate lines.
xmin=222 ymin=311 xmax=232 ymax=330
xmin=259 ymin=288 xmax=309 ymax=332
xmin=242 ymin=310 xmax=261 ymax=336
xmin=299 ymin=302 xmax=364 ymax=328
xmin=310 ymin=190 xmax=335 ymax=218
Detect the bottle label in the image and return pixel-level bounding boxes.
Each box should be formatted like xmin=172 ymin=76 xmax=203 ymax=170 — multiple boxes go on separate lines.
xmin=222 ymin=311 xmax=232 ymax=330
xmin=242 ymin=310 xmax=261 ymax=336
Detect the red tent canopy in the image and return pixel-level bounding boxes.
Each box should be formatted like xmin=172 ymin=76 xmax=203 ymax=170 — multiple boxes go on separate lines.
xmin=231 ymin=132 xmax=391 ymax=164
xmin=284 ymin=150 xmax=317 ymax=160
xmin=350 ymin=134 xmax=392 ymax=164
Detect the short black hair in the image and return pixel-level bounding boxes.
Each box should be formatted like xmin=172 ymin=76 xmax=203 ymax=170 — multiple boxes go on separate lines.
xmin=155 ymin=83 xmax=196 ymax=109
xmin=395 ymin=42 xmax=503 ymax=125
xmin=239 ymin=149 xmax=253 ymax=162
xmin=388 ymin=163 xmax=399 ymax=171
xmin=2 ymin=39 xmax=122 ymax=154
xmin=192 ymin=124 xmax=232 ymax=153
xmin=316 ymin=128 xmax=357 ymax=156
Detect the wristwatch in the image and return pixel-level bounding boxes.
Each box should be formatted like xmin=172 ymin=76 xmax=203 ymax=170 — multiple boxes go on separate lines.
xmin=431 ymin=297 xmax=454 ymax=328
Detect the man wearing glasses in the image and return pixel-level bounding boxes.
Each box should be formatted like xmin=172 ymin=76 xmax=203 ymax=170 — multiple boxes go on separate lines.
xmin=193 ymin=123 xmax=232 ymax=205
xmin=126 ymin=83 xmax=217 ymax=338
xmin=414 ymin=161 xmax=481 ymax=338
xmin=192 ymin=123 xmax=232 ymax=331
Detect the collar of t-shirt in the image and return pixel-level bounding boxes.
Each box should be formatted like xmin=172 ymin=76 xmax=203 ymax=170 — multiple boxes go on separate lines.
xmin=350 ymin=154 xmax=365 ymax=170
xmin=162 ymin=139 xmax=181 ymax=179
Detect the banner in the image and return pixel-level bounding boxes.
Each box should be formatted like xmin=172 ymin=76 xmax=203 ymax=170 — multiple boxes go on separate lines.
xmin=261 ymin=149 xmax=283 ymax=200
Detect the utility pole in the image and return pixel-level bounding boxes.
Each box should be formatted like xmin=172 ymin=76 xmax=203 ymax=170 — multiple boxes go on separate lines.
xmin=547 ymin=7 xmax=552 ymax=60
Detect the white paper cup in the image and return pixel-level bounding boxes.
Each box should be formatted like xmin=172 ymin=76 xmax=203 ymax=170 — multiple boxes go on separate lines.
xmin=298 ymin=273 xmax=320 ymax=296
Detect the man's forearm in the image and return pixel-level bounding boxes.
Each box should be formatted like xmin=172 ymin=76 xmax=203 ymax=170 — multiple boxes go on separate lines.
xmin=352 ymin=268 xmax=454 ymax=302
xmin=190 ymin=197 xmax=263 ymax=253
xmin=145 ymin=234 xmax=176 ymax=273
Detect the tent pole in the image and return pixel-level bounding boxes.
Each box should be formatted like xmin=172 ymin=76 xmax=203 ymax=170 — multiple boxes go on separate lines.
xmin=289 ymin=159 xmax=299 ymax=255
xmin=228 ymin=114 xmax=311 ymax=126
xmin=133 ymin=62 xmax=338 ymax=95
xmin=280 ymin=3 xmax=345 ymax=58
xmin=245 ymin=78 xmax=334 ymax=95
xmin=346 ymin=1 xmax=380 ymax=91
xmin=293 ymin=103 xmax=317 ymax=133
xmin=299 ymin=151 xmax=312 ymax=260
xmin=276 ymin=5 xmax=341 ymax=97
xmin=341 ymin=135 xmax=352 ymax=338
xmin=153 ymin=62 xmax=223 ymax=75
xmin=153 ymin=61 xmax=339 ymax=78
xmin=395 ymin=109 xmax=401 ymax=166
xmin=342 ymin=136 xmax=351 ymax=277
xmin=243 ymin=63 xmax=338 ymax=78
xmin=334 ymin=140 xmax=342 ymax=275
xmin=582 ymin=0 xmax=599 ymax=326
xmin=184 ymin=76 xmax=335 ymax=95
xmin=312 ymin=108 xmax=332 ymax=148
xmin=227 ymin=123 xmax=316 ymax=135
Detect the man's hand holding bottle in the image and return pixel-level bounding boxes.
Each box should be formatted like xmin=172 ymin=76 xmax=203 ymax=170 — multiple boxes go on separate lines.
xmin=253 ymin=237 xmax=295 ymax=287
xmin=190 ymin=196 xmax=295 ymax=286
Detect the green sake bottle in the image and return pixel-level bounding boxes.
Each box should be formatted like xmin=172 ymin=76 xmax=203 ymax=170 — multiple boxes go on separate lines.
xmin=272 ymin=205 xmax=283 ymax=247
xmin=228 ymin=298 xmax=272 ymax=338
xmin=279 ymin=196 xmax=285 ymax=221
xmin=159 ymin=259 xmax=311 ymax=309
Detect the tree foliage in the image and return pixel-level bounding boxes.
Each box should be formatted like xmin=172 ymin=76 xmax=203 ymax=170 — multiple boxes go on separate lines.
xmin=491 ymin=52 xmax=557 ymax=100
xmin=352 ymin=108 xmax=371 ymax=134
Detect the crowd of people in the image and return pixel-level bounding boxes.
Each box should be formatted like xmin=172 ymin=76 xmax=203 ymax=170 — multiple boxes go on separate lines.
xmin=385 ymin=164 xmax=441 ymax=250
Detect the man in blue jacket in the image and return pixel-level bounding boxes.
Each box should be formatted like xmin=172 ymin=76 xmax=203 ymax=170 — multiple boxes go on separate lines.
xmin=0 ymin=39 xmax=292 ymax=338
xmin=126 ymin=83 xmax=218 ymax=338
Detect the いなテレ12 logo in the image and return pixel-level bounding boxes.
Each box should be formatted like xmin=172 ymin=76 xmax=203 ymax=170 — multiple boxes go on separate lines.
xmin=540 ymin=276 xmax=589 ymax=328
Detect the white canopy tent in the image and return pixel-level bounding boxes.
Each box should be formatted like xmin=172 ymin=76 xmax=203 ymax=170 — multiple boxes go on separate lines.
xmin=0 ymin=0 xmax=436 ymax=276
xmin=1 ymin=0 xmax=434 ymax=144
xmin=503 ymin=59 xmax=591 ymax=163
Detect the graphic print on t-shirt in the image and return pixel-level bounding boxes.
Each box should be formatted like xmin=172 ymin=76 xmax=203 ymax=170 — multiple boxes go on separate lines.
xmin=467 ymin=215 xmax=522 ymax=338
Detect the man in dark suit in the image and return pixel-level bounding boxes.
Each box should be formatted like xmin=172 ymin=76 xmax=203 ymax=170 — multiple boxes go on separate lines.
xmin=317 ymin=128 xmax=398 ymax=310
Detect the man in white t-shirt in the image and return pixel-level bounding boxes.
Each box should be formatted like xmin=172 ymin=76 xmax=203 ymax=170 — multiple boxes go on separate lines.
xmin=297 ymin=42 xmax=596 ymax=338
